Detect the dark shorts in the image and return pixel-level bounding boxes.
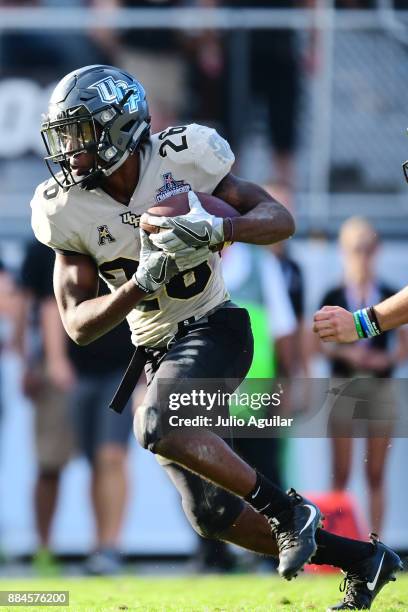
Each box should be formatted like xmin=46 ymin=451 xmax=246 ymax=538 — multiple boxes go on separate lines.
xmin=250 ymin=33 xmax=300 ymax=154
xmin=135 ymin=306 xmax=255 ymax=537
xmin=70 ymin=371 xmax=133 ymax=463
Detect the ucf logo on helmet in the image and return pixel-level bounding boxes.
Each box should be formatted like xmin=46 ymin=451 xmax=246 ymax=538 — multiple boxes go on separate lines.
xmin=90 ymin=76 xmax=141 ymax=113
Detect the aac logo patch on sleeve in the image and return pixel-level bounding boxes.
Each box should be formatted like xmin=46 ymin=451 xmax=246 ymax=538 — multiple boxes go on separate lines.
xmin=98 ymin=225 xmax=116 ymax=246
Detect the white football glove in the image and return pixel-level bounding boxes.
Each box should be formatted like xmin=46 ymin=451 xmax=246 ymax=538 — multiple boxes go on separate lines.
xmin=134 ymin=229 xmax=210 ymax=294
xmin=141 ymin=191 xmax=225 ymax=253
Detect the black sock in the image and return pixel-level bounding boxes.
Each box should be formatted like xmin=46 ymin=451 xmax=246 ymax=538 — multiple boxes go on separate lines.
xmin=244 ymin=471 xmax=292 ymax=517
xmin=313 ymin=529 xmax=373 ymax=570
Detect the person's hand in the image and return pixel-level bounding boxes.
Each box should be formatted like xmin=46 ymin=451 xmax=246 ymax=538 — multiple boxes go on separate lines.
xmin=134 ymin=229 xmax=210 ymax=293
xmin=141 ymin=191 xmax=225 ymax=252
xmin=46 ymin=357 xmax=76 ymax=392
xmin=313 ymin=305 xmax=358 ymax=343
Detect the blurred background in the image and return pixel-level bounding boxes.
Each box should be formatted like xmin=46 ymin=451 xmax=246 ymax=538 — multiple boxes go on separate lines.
xmin=1 ymin=0 xmax=408 ymax=576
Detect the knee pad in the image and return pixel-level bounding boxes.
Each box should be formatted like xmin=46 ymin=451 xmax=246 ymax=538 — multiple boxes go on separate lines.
xmin=156 ymin=450 xmax=244 ymax=539
xmin=133 ymin=404 xmax=162 ymax=452
xmin=182 ymin=483 xmax=244 ymax=539
xmin=182 ymin=501 xmax=224 ymax=539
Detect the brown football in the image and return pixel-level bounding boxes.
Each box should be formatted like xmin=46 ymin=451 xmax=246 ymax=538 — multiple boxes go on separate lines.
xmin=140 ymin=191 xmax=240 ymax=234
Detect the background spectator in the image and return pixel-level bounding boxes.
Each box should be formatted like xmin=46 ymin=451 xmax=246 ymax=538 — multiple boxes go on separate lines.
xmin=0 ymin=257 xmax=21 ymax=451
xmin=14 ymin=241 xmax=135 ymax=574
xmin=0 ymin=256 xmax=20 ymax=563
xmin=270 ymin=241 xmax=309 ymax=378
xmin=68 ymin=280 xmax=135 ymax=576
xmin=0 ymin=1 xmax=114 ymax=83
xmin=15 ymin=240 xmax=75 ymax=574
xmin=317 ymin=217 xmax=408 ymax=535
xmin=102 ymin=0 xmax=188 ymax=131
xmin=194 ymin=0 xmax=308 ymax=206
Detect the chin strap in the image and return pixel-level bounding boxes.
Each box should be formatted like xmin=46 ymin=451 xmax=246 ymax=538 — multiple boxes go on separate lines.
xmin=102 ymin=148 xmax=131 ymax=177
xmin=102 ymin=120 xmax=149 ymax=178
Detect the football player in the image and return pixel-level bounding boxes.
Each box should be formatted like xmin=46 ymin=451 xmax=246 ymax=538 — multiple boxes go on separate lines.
xmin=32 ymin=65 xmax=402 ymax=609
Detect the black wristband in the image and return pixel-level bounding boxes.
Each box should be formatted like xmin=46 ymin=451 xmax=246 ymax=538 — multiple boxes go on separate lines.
xmin=367 ymin=306 xmax=382 ymax=336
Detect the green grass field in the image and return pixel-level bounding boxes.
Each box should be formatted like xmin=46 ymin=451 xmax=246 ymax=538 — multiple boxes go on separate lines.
xmin=0 ymin=574 xmax=407 ymax=612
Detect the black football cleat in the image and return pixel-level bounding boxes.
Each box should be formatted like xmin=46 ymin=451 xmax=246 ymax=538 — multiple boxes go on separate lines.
xmin=267 ymin=488 xmax=322 ymax=580
xmin=327 ymin=534 xmax=403 ymax=610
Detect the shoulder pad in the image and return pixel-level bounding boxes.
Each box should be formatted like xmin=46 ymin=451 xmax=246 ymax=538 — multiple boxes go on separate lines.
xmin=31 ymin=178 xmax=69 ymax=218
xmin=30 ymin=179 xmax=81 ymax=252
xmin=154 ymin=124 xmax=235 ymax=176
xmin=188 ymin=124 xmax=235 ymax=176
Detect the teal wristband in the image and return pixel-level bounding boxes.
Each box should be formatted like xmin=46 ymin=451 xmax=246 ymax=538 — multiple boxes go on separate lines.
xmin=353 ymin=311 xmax=366 ymax=339
xmin=360 ymin=308 xmax=376 ymax=337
